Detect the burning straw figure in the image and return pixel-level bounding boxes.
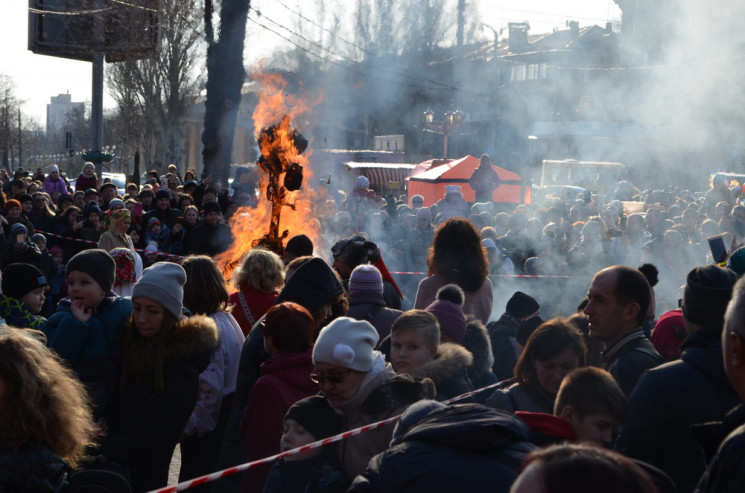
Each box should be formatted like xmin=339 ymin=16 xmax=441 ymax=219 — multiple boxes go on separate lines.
xmin=255 ymin=115 xmax=308 ymax=255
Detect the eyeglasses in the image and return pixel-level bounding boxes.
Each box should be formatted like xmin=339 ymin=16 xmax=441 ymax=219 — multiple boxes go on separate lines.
xmin=310 ymin=369 xmax=352 ymax=385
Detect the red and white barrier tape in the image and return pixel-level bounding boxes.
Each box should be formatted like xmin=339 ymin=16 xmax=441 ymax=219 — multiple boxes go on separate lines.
xmin=148 ymin=378 xmax=510 ymax=493
xmin=34 ymin=229 xmax=186 ymax=259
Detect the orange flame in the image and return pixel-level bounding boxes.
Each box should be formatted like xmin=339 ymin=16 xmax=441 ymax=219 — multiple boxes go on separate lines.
xmin=215 ymin=73 xmax=325 ymax=285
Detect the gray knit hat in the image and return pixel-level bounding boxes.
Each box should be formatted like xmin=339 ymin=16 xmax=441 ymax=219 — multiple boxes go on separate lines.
xmin=132 ymin=262 xmax=186 ymax=318
xmin=313 ymin=317 xmax=379 ymax=372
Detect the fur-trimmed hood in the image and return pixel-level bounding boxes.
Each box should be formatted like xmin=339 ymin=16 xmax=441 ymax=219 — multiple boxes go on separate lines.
xmin=411 ymin=343 xmax=473 ymax=383
xmin=162 ymin=314 xmax=220 ymax=369
xmin=464 ymin=317 xmax=494 ymax=376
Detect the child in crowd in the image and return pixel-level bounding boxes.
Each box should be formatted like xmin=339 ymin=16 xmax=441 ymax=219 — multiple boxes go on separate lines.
xmin=0 ymin=263 xmax=48 ymax=330
xmin=142 ymin=242 xmax=160 ymax=268
xmin=2 ymin=222 xmax=42 ymax=268
xmin=263 ymin=395 xmax=347 ymax=493
xmin=390 ymin=309 xmax=474 ymax=401
xmin=41 ymin=249 xmax=133 ymax=416
xmin=145 ymin=217 xmax=170 ymax=252
xmin=514 ymin=367 xmax=627 ymax=448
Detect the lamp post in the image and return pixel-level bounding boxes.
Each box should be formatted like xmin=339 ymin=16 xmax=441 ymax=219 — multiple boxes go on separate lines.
xmin=423 ymin=107 xmax=464 ymax=159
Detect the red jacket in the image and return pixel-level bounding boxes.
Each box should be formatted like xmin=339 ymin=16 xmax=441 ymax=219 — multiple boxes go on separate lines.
xmin=239 ymin=350 xmax=318 ymax=493
xmin=228 ymin=288 xmax=278 ymax=336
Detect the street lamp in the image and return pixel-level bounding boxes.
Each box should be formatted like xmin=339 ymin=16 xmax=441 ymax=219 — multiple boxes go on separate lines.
xmin=423 ymin=107 xmax=464 ymax=159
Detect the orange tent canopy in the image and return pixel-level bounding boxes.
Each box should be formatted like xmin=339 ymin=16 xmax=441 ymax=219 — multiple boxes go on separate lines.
xmin=407 ymin=155 xmax=531 ymax=208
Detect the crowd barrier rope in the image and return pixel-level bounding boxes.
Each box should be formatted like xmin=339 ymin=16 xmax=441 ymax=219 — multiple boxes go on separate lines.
xmin=148 ymin=378 xmax=510 ymax=492
xmin=34 ymin=229 xmax=187 ymax=259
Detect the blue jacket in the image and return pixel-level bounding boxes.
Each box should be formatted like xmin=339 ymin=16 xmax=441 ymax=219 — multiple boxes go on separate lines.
xmin=42 ymin=294 xmax=132 ymax=413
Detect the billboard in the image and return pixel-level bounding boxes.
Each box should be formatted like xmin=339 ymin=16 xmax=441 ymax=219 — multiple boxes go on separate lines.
xmin=28 ymin=0 xmax=160 ymax=62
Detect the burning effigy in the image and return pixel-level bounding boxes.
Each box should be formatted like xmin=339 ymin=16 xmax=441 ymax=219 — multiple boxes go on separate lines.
xmin=215 ymin=73 xmax=324 ymax=283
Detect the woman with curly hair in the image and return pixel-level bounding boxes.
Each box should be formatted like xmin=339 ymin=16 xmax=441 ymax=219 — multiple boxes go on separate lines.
xmin=0 ymin=328 xmax=97 ymax=490
xmin=414 ymin=217 xmax=494 ymax=323
xmin=228 ymin=247 xmax=285 ymax=336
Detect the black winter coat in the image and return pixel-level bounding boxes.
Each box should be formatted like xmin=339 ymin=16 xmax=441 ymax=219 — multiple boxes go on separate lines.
xmin=0 ymin=439 xmax=67 ymax=492
xmin=695 ymin=404 xmax=745 ymax=493
xmin=486 ymin=314 xmax=520 ymax=382
xmin=616 ymin=326 xmax=740 ymax=493
xmin=603 ymin=330 xmax=663 ymax=397
xmin=347 ymin=403 xmax=536 ymax=493
xmin=102 ymin=315 xmax=219 ymax=492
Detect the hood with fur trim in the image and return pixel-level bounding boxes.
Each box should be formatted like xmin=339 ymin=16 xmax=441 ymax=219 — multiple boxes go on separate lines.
xmin=410 ymin=343 xmax=474 ymax=401
xmin=162 ymin=314 xmax=220 ymax=370
xmin=464 ymin=317 xmax=494 ymax=378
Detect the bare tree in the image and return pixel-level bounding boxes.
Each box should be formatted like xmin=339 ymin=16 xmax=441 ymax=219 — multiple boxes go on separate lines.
xmin=0 ymin=75 xmax=22 ymax=169
xmin=106 ymin=0 xmax=203 ymax=174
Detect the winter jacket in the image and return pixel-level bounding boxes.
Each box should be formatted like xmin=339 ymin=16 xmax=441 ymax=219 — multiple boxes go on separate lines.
xmin=42 ymin=176 xmax=67 ymax=197
xmin=102 ymin=315 xmax=219 ymax=492
xmin=262 ymin=453 xmax=348 ymax=493
xmin=75 ymin=174 xmax=98 ymax=192
xmin=469 ymin=165 xmax=501 ymax=203
xmin=695 ymin=404 xmax=745 ymax=493
xmin=486 ymin=381 xmax=555 ymax=414
xmin=186 ymin=222 xmax=233 ymax=256
xmin=0 ymin=439 xmax=68 ymax=493
xmin=616 ymin=326 xmax=740 ymax=493
xmin=487 ymin=314 xmax=521 ymax=381
xmin=414 ymin=274 xmax=494 ymax=325
xmin=239 ymin=350 xmax=318 ymax=493
xmin=347 ymin=403 xmax=536 ymax=493
xmin=0 ymin=293 xmax=46 ymax=330
xmin=602 ymin=328 xmax=664 ymax=397
xmin=335 ymin=365 xmax=436 ymax=481
xmin=228 ymin=287 xmax=278 ymax=337
xmin=346 ymin=290 xmax=403 ymax=341
xmin=433 ymin=192 xmax=468 ymax=221
xmin=41 ymin=294 xmax=132 ymax=414
xmin=212 ymin=258 xmax=344 ymax=493
xmin=464 ymin=317 xmax=499 ymax=403
xmin=142 ymin=206 xmax=183 ymax=231
xmin=410 ymin=343 xmax=474 ymax=401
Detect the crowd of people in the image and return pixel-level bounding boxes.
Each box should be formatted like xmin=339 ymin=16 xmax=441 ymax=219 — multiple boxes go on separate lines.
xmin=2 ymin=158 xmax=745 ymax=493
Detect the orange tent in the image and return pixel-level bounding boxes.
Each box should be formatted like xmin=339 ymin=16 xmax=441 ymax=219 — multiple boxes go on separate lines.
xmin=407 ymin=155 xmax=531 ymax=207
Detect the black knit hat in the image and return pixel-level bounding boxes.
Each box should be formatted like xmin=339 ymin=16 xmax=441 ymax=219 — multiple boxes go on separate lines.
xmin=66 ymin=249 xmax=116 ymax=293
xmin=2 ymin=263 xmax=47 ymax=300
xmin=285 ymin=234 xmax=314 ymax=257
xmin=285 ymin=395 xmax=342 ymax=440
xmin=516 ymin=315 xmax=544 ymax=346
xmin=682 ymin=265 xmax=738 ymax=329
xmin=276 ymin=257 xmax=343 ymax=315
xmin=506 ymin=291 xmax=540 ymax=319
xmin=202 ymin=201 xmax=221 ymax=215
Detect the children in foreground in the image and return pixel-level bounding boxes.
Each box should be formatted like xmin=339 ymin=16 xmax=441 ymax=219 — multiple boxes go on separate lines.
xmin=41 ymin=249 xmax=133 ymax=415
xmin=389 ymin=309 xmax=474 ymax=401
xmin=0 ymin=263 xmax=48 ymax=330
xmin=263 ymin=395 xmax=347 ymax=493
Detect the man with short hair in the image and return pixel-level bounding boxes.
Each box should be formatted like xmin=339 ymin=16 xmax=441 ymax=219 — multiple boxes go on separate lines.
xmin=696 ymin=276 xmax=745 ymax=492
xmin=584 ymin=265 xmax=663 ymax=397
xmin=142 ymin=189 xmax=182 ymax=230
xmin=617 ymin=265 xmax=740 ymax=492
xmin=99 ymin=182 xmax=118 ymax=211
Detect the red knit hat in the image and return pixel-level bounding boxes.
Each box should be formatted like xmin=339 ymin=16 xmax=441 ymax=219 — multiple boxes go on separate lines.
xmin=4 ymin=199 xmax=21 ymax=213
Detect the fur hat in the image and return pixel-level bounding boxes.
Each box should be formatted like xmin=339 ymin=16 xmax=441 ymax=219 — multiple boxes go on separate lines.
xmin=426 ymin=284 xmax=467 ymax=344
xmin=284 ymin=234 xmax=314 ymax=257
xmin=348 ymin=264 xmax=383 ymax=294
xmin=331 ymin=235 xmax=379 ymax=269
xmin=682 ymin=265 xmax=738 ymax=329
xmin=285 ymin=396 xmax=343 ymax=440
xmin=2 ymin=263 xmax=47 ymax=300
xmin=66 ymin=249 xmax=116 ymax=294
xmin=9 ymin=222 xmax=27 ymax=239
xmin=313 ymin=317 xmax=379 ymax=371
xmin=132 ymin=262 xmax=186 ymax=318
xmin=276 ymin=257 xmax=344 ymax=315
xmin=4 ymin=199 xmax=21 ymax=213
xmin=505 ymin=291 xmax=540 ymax=319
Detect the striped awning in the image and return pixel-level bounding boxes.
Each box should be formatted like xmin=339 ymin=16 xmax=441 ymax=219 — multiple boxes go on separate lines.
xmin=344 ymin=162 xmax=416 ymax=191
